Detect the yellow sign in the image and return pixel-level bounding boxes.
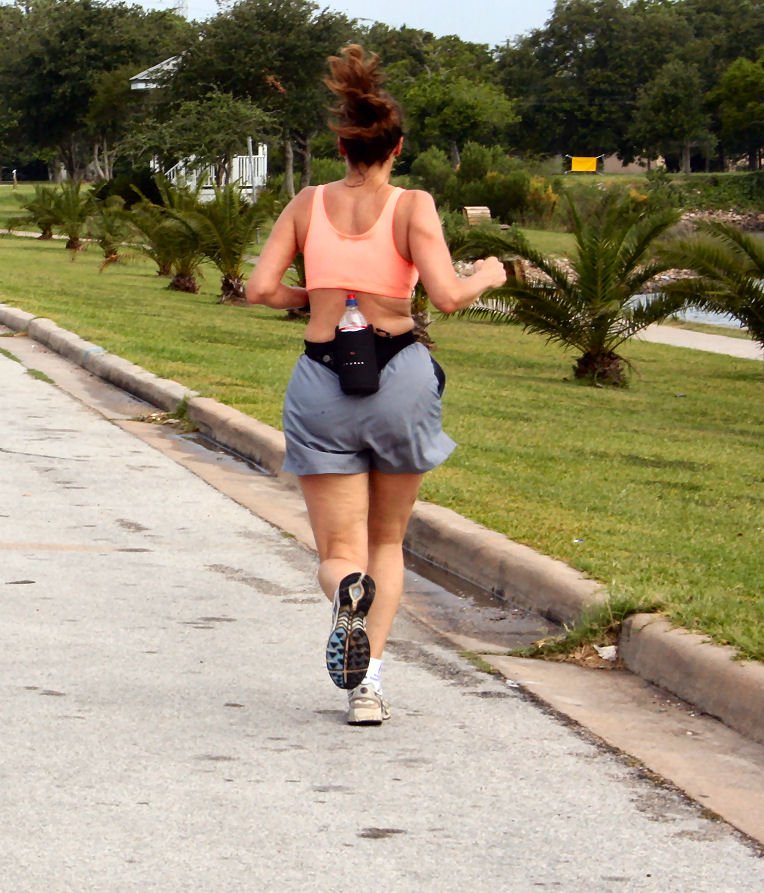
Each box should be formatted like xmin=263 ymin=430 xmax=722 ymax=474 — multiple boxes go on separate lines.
xmin=570 ymin=156 xmax=599 ymax=173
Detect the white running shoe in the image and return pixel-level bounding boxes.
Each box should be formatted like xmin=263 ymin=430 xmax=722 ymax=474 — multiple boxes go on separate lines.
xmin=346 ymin=684 xmax=391 ymax=726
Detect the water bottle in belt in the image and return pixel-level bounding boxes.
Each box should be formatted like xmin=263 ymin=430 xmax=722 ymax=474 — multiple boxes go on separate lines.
xmin=338 ymin=294 xmax=367 ymax=332
xmin=335 ymin=293 xmax=379 ymax=395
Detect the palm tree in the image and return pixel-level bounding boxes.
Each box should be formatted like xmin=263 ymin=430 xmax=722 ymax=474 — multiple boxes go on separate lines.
xmin=129 ymin=177 xmax=207 ymax=292
xmin=13 ymin=184 xmax=59 ymax=239
xmin=51 ymin=180 xmax=94 ymax=251
xmin=88 ymin=195 xmax=133 ymax=267
xmin=453 ymin=192 xmax=683 ymax=386
xmin=174 ymin=184 xmax=267 ymax=303
xmin=128 ymin=202 xmax=176 ymax=277
xmin=660 ymin=220 xmax=764 ymax=350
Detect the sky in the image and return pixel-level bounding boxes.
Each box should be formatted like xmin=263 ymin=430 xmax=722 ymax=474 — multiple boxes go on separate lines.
xmin=139 ymin=0 xmax=557 ymax=47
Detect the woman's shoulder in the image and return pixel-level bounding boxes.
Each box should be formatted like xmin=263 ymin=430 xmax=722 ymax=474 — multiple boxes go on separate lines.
xmin=280 ymin=185 xmax=318 ymax=220
xmin=396 ymin=188 xmax=439 ymax=228
xmin=292 ymin=184 xmax=319 ymax=205
xmin=397 ymin=187 xmax=437 ymax=209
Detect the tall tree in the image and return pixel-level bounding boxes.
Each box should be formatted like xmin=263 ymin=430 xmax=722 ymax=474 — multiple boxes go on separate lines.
xmin=707 ymin=55 xmax=764 ymax=170
xmin=401 ymin=75 xmax=517 ymax=166
xmin=358 ymin=25 xmax=505 ymax=164
xmin=6 ymin=0 xmax=194 ymax=178
xmin=630 ymin=60 xmax=714 ymax=173
xmin=497 ymin=0 xmax=636 ymax=156
xmin=170 ymin=0 xmax=353 ymax=196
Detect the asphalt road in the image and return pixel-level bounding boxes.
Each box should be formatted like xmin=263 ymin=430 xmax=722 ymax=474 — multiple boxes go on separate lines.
xmin=1 ymin=350 xmax=763 ymax=891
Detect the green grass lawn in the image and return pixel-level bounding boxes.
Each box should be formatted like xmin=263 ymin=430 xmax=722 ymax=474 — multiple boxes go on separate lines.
xmin=1 ymin=234 xmax=762 ymax=659
xmin=518 ymin=226 xmax=576 ymax=256
xmin=0 ymin=185 xmax=23 ymax=228
xmin=0 ymin=182 xmax=38 ymax=229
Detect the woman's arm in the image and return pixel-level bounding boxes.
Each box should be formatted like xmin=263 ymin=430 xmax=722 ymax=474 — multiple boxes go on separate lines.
xmin=245 ymin=193 xmax=310 ymax=309
xmin=406 ymin=191 xmax=506 ymax=313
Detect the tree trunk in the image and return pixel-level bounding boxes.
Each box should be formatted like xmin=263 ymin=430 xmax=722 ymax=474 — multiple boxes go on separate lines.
xmin=218 ymin=274 xmax=246 ymax=304
xmin=450 ymin=142 xmax=461 ymax=169
xmin=574 ymin=350 xmax=627 ymax=387
xmin=297 ymin=130 xmax=316 ymax=190
xmin=105 ymin=140 xmax=116 ymax=180
xmin=284 ymin=139 xmax=295 ymax=199
xmin=49 ymin=162 xmax=65 ymax=184
xmin=92 ymin=141 xmax=107 ymax=182
xmin=749 ymin=148 xmax=759 ymax=171
xmin=60 ymin=136 xmax=87 ymax=181
xmin=169 ymin=273 xmax=199 ymax=293
xmin=681 ymin=141 xmax=691 ymax=174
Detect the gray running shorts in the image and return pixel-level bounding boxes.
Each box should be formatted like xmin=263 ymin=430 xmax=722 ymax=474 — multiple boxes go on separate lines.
xmin=282 ymin=342 xmax=456 ymax=476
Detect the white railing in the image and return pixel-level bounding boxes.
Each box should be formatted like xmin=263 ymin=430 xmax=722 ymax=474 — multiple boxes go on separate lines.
xmin=164 ymin=144 xmax=268 ymax=198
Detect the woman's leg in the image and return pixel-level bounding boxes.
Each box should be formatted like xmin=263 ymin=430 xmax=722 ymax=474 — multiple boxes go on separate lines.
xmin=299 ymin=472 xmax=370 ymax=601
xmin=365 ymin=470 xmax=424 ymax=659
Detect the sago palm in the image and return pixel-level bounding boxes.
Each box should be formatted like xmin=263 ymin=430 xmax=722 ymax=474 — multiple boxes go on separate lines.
xmin=173 ymin=184 xmax=267 ymax=303
xmin=129 ymin=177 xmax=207 ymax=292
xmin=88 ymin=195 xmax=133 ymax=266
xmin=659 ymin=220 xmax=764 ymax=350
xmin=128 ymin=201 xmax=176 ymax=277
xmin=12 ymin=184 xmax=58 ymax=239
xmin=453 ymin=192 xmax=683 ymax=386
xmin=51 ymin=180 xmax=95 ymax=251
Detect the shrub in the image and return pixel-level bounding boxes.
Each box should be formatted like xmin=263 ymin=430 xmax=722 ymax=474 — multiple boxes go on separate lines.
xmin=92 ymin=167 xmax=162 ymax=209
xmin=524 ymin=176 xmax=559 ymax=227
xmin=310 ymin=157 xmax=346 ymax=184
xmin=458 ymin=142 xmax=493 ymax=182
xmin=410 ymin=146 xmax=454 ymax=201
xmin=459 ymin=170 xmax=531 ymax=224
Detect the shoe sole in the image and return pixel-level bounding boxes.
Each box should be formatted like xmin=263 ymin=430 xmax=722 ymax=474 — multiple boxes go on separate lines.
xmin=325 ymin=572 xmax=375 ymax=690
xmin=347 ymin=689 xmax=391 ymax=726
xmin=347 ymin=706 xmax=388 ymax=726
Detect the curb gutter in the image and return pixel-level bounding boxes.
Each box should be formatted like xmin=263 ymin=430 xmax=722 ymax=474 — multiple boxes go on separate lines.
xmin=1 ymin=303 xmax=761 ymax=746
xmin=620 ymin=615 xmax=764 ymax=746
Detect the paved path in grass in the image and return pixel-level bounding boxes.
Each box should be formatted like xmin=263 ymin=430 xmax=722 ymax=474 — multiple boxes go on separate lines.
xmin=2 ymin=347 xmax=764 ymax=890
xmin=638 ymin=323 xmax=763 ymax=360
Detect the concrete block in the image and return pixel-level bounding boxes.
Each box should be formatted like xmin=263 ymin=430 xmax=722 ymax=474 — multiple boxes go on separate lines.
xmin=27 ymin=317 xmax=104 ymax=365
xmin=0 ymin=304 xmax=36 ymax=332
xmin=84 ymin=352 xmax=194 ymax=412
xmin=187 ymin=396 xmax=294 ymax=485
xmin=405 ymin=501 xmax=605 ymax=625
xmin=620 ymin=613 xmax=764 ymax=746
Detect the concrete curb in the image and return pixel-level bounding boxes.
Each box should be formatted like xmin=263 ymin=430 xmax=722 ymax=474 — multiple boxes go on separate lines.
xmin=186 ymin=396 xmax=296 ymax=487
xmin=2 ymin=301 xmax=761 ymax=744
xmin=620 ymin=614 xmax=764 ymax=747
xmin=405 ymin=501 xmax=605 ymax=625
xmin=0 ymin=308 xmax=197 ymax=412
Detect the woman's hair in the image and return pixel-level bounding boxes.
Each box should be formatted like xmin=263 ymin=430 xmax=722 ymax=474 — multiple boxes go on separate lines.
xmin=325 ymin=45 xmax=403 ymax=168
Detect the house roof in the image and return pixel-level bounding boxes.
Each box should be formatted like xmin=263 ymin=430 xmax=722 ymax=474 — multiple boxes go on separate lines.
xmin=130 ymin=56 xmax=180 ymax=90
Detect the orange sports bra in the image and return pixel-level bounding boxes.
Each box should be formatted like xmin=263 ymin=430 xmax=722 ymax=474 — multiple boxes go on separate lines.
xmin=303 ymin=184 xmax=419 ymax=299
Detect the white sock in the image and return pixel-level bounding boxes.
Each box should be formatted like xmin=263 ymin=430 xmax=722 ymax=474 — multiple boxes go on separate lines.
xmin=362 ymin=658 xmax=384 ymax=693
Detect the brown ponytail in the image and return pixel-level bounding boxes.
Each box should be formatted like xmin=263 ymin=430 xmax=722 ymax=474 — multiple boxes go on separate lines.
xmin=325 ymin=45 xmax=403 ymax=168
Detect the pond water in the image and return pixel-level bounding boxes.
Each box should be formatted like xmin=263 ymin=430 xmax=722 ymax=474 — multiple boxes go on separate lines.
xmin=672 ymin=305 xmax=744 ymax=330
xmin=637 ymin=293 xmax=745 ymax=331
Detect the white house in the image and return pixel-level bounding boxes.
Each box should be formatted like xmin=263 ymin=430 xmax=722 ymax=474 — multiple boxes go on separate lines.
xmin=130 ymin=56 xmax=268 ymax=200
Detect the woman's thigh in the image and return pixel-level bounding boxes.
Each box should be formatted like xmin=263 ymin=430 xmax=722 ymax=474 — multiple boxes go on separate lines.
xmin=368 ymin=470 xmax=424 ymax=545
xmin=299 ymin=472 xmax=370 ymax=562
xmin=298 ymin=470 xmax=424 ymax=559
